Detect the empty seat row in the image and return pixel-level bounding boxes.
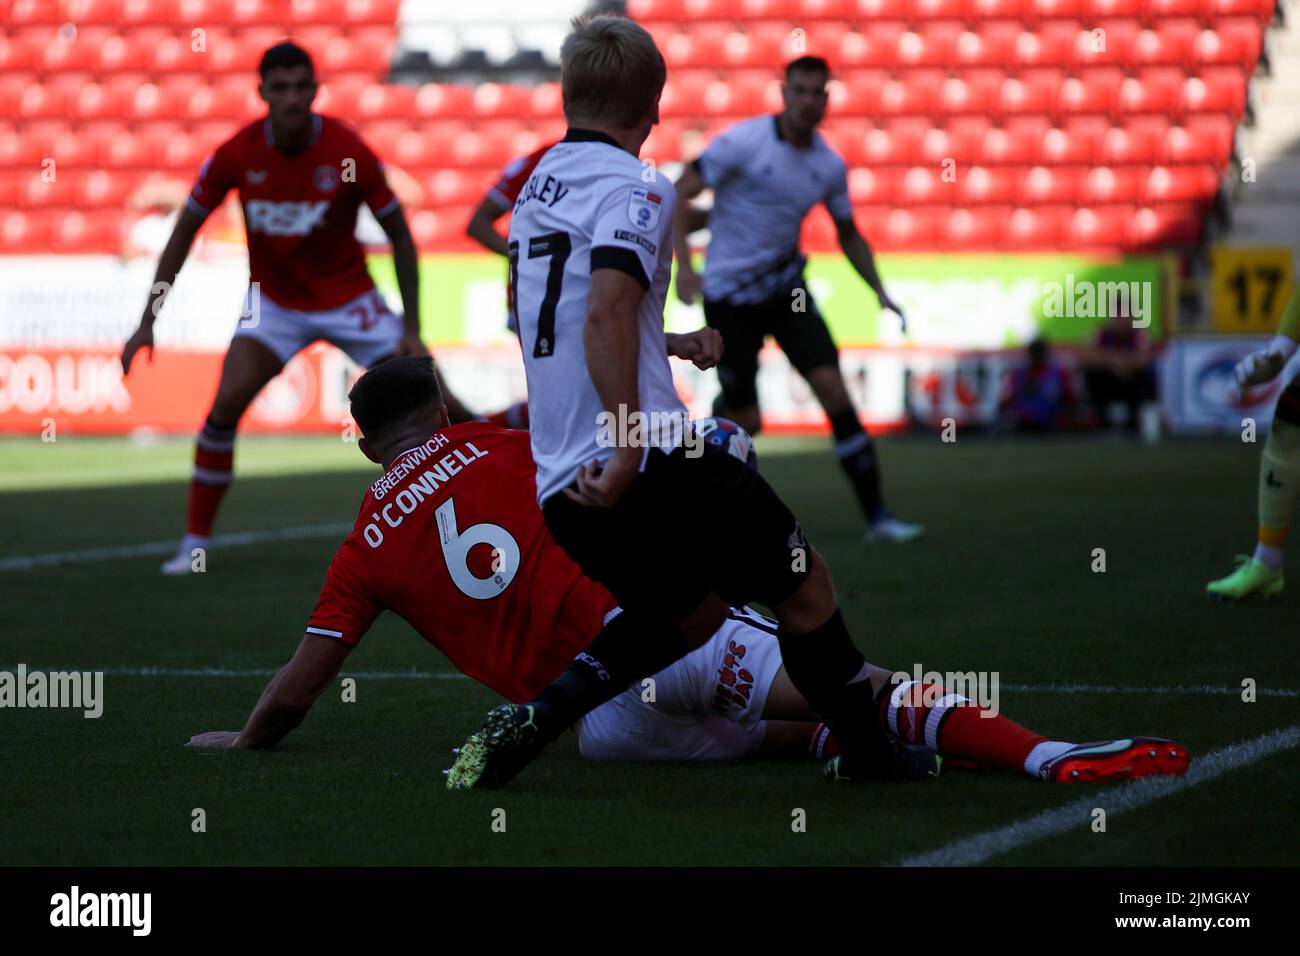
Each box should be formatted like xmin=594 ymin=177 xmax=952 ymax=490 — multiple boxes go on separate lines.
xmin=642 ymin=18 xmax=1265 ymax=70
xmin=626 ymin=0 xmax=1275 ymax=24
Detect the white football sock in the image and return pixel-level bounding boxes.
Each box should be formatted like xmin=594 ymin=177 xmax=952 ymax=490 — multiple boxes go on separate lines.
xmin=1023 ymin=740 xmax=1075 ymax=777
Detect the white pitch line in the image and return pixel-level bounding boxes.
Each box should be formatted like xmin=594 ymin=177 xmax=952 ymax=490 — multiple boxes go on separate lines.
xmin=0 ymin=522 xmax=353 ymax=572
xmin=900 ymin=723 xmax=1300 ymax=867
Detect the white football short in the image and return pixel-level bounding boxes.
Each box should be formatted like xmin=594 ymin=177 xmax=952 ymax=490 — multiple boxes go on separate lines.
xmin=577 ymin=606 xmax=785 ymax=763
xmin=233 ymin=286 xmax=404 ymax=368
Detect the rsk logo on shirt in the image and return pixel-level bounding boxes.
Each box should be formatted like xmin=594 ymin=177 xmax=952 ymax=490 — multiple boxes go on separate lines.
xmin=246 ymin=200 xmax=330 ymax=237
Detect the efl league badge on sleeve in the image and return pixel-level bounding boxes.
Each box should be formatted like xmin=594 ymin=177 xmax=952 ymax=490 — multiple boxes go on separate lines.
xmin=628 ymin=187 xmax=662 ymax=232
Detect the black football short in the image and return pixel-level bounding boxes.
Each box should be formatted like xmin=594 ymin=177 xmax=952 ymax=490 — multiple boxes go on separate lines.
xmin=703 ymin=280 xmax=841 ymax=410
xmin=542 ymin=439 xmax=810 ymax=624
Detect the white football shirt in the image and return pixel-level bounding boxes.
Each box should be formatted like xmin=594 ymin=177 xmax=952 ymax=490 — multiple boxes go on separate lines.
xmin=508 ymin=128 xmax=687 ymax=504
xmin=695 ymin=115 xmax=854 ymax=305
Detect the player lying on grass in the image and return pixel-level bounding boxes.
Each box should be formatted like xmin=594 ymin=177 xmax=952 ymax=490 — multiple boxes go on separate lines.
xmin=188 ymin=358 xmax=1190 ymax=787
xmin=119 ymin=41 xmax=476 ymax=576
xmin=1207 ymin=289 xmax=1300 ymax=601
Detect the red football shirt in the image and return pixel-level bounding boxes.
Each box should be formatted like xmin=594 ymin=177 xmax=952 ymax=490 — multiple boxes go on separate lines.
xmin=486 ymin=142 xmax=555 ymax=209
xmin=188 ymin=113 xmax=398 ymax=311
xmin=307 ymin=422 xmax=616 ymax=703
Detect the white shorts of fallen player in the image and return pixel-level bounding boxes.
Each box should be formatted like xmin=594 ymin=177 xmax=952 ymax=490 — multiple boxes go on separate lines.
xmin=233 ymin=286 xmax=403 ymax=368
xmin=577 ymin=606 xmax=785 ymax=763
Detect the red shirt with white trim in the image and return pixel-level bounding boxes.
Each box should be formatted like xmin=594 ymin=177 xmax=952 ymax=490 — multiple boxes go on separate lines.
xmin=188 ymin=113 xmax=397 ymax=311
xmin=486 ymin=142 xmax=556 ymax=209
xmin=306 ymin=422 xmax=616 ymax=704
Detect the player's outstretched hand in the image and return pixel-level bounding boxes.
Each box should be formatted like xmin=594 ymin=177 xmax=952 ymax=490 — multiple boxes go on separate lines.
xmin=878 ymin=292 xmax=907 ymax=335
xmin=394 ymin=330 xmax=430 ymax=358
xmin=667 ymin=328 xmax=723 ymax=370
xmin=121 ymin=324 xmax=154 ymax=376
xmin=675 ymin=267 xmax=702 ymax=306
xmin=186 ymin=731 xmax=241 ymax=749
xmin=565 ymin=454 xmax=639 ymax=508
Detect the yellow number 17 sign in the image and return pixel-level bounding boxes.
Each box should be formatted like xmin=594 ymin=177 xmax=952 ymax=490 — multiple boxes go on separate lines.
xmin=1211 ymin=247 xmax=1295 ymax=334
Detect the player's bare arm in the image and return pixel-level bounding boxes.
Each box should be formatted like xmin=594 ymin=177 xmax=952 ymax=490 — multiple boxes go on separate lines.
xmin=672 ymin=163 xmax=707 ymax=305
xmin=833 ymin=215 xmax=906 ymax=332
xmin=187 ymin=634 xmax=352 ymax=750
xmin=664 ymin=328 xmax=723 ymax=369
xmin=465 ymin=194 xmax=511 ymax=257
xmin=377 ymin=203 xmax=428 ymax=359
xmin=566 ymin=268 xmax=647 ymax=509
xmin=121 ymin=205 xmax=208 ymax=375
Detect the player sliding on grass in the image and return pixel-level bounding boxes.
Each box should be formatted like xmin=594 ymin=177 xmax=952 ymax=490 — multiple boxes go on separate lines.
xmin=673 ymin=55 xmax=922 ymax=544
xmin=1207 ymin=289 xmax=1300 ymax=600
xmin=188 ymin=357 xmax=1190 ymax=788
xmin=446 ymin=15 xmax=1189 ymax=790
xmin=119 ymin=41 xmax=473 ymax=576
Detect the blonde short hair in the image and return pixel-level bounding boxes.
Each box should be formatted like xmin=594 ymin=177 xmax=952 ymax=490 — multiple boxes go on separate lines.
xmin=560 ymin=15 xmax=666 ymax=128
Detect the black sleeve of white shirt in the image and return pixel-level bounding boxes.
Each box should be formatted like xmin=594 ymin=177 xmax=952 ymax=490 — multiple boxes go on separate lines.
xmin=590 ymin=246 xmax=650 ymax=290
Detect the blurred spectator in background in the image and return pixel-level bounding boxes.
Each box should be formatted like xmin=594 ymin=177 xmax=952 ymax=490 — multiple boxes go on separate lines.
xmin=1081 ymin=310 xmax=1157 ymax=431
xmin=1001 ymin=337 xmax=1078 ymax=432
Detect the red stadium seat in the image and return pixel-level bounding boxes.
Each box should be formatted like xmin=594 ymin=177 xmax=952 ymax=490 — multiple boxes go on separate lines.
xmin=955 ymin=24 xmax=1019 ymax=68
xmin=938 ymin=72 xmax=999 ymax=115
xmin=1074 ymin=20 xmax=1138 ymax=67
xmin=958 ymin=165 xmax=1018 ymax=204
xmin=847 ymin=0 xmax=911 ymax=20
xmin=878 ymin=207 xmax=946 ymax=251
xmin=1144 ymin=164 xmax=1220 ymax=203
xmin=1205 ymin=0 xmax=1275 ymax=23
xmin=900 ymin=165 xmax=945 ymax=204
xmin=1031 ymin=0 xmax=1090 ymax=17
xmin=1041 ymin=117 xmax=1107 ymax=164
xmin=0 ymin=73 xmax=37 ymax=119
xmin=994 ymin=70 xmax=1057 ymax=119
xmin=983 ymin=116 xmax=1050 ymax=164
xmin=20 ymin=82 xmax=78 ymax=121
xmin=1067 ymin=205 xmax=1133 ymax=250
xmin=1082 ymin=164 xmax=1145 ymax=203
xmin=1194 ymin=21 xmax=1263 ymax=68
xmin=1100 ymin=117 xmax=1166 ymax=164
xmin=946 ymin=206 xmax=1011 ymax=249
xmin=1164 ymin=115 xmax=1235 ymax=163
xmin=1144 ymin=0 xmax=1207 ymax=21
xmin=122 ymin=0 xmax=177 ymax=25
xmin=1055 ymin=70 xmax=1121 ymax=119
xmin=848 ymin=167 xmax=905 ymax=204
xmin=1117 ymin=69 xmax=1181 ymax=117
xmin=0 ymin=34 xmax=42 ymax=73
xmin=896 ymin=23 xmax=963 ymax=68
xmin=1090 ymin=0 xmax=1145 ymax=17
xmin=411 ymin=83 xmax=474 ymax=120
xmin=1129 ymin=204 xmax=1203 ymax=248
xmin=1013 ymin=22 xmax=1078 ymax=67
xmin=915 ymin=0 xmax=966 ymax=18
xmin=626 ymin=0 xmax=687 ymax=18
xmin=176 ymin=0 xmax=238 ymax=24
xmin=290 ymin=0 xmax=349 ymax=23
xmin=62 ymin=0 xmax=122 ymax=24
xmin=1179 ymin=68 xmax=1247 ymax=118
xmin=1019 ymin=164 xmax=1086 ymax=204
xmin=1130 ymin=20 xmax=1198 ymax=66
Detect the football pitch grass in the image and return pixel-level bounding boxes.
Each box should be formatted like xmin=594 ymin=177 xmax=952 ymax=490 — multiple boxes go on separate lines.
xmin=2 ymin=432 xmax=1297 ymax=866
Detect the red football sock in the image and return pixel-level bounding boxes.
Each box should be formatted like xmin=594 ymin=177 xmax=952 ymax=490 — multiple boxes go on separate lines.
xmin=879 ymin=680 xmax=1046 ymax=773
xmin=485 ymin=401 xmax=529 ymax=430
xmin=186 ymin=418 xmax=236 ymax=537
